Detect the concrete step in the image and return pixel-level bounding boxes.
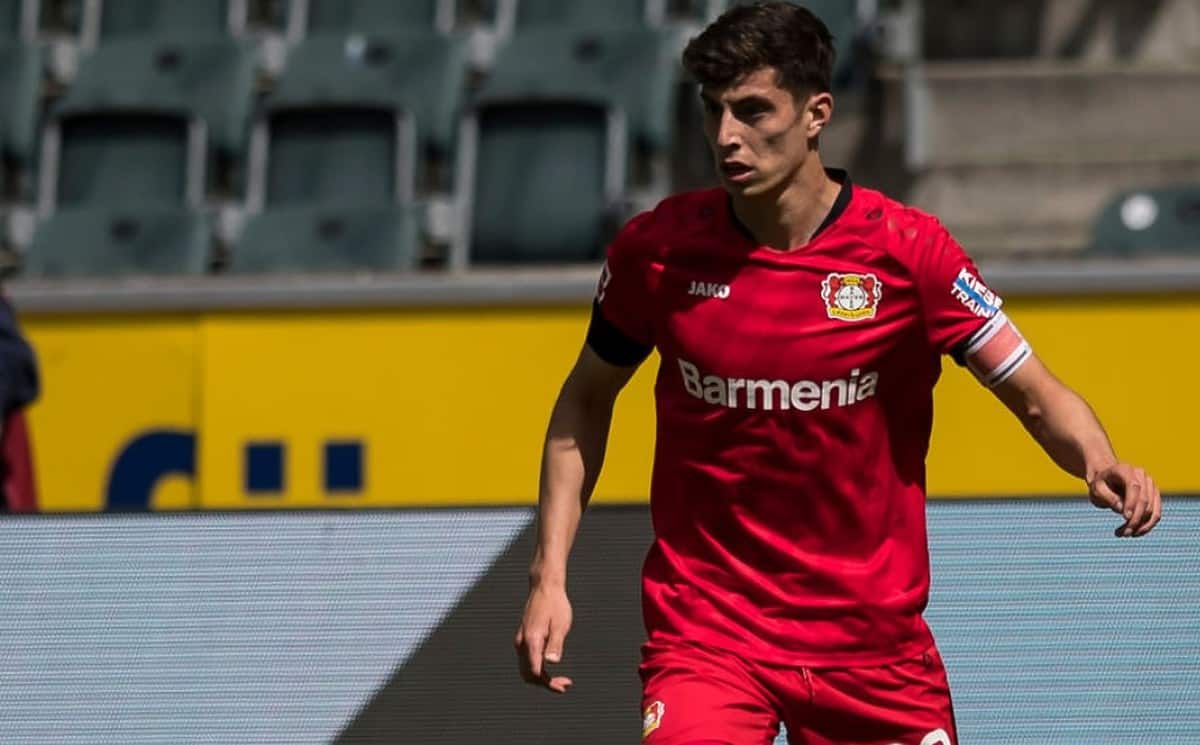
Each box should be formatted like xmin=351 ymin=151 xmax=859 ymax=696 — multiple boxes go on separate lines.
xmin=887 ymin=61 xmax=1200 ymax=167
xmin=908 ymin=157 xmax=1200 ymax=257
xmin=921 ymin=0 xmax=1200 ymax=63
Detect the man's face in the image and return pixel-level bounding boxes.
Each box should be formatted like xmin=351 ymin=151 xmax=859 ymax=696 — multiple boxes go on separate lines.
xmin=700 ymin=67 xmax=820 ymax=197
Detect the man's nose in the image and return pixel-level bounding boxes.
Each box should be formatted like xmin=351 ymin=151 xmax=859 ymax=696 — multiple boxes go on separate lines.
xmin=715 ymin=111 xmax=741 ymax=151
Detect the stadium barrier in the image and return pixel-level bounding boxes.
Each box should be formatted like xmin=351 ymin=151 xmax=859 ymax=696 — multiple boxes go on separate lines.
xmin=10 ymin=261 xmax=1200 ymax=511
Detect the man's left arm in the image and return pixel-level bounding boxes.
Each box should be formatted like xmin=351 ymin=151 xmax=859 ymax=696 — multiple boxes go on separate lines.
xmin=989 ymin=353 xmax=1162 ymax=538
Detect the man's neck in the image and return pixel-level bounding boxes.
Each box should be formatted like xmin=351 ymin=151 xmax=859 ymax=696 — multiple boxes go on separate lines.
xmin=729 ymin=155 xmax=840 ymax=251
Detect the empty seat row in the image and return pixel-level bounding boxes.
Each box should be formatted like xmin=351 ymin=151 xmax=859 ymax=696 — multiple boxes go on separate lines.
xmin=25 ymin=204 xmax=424 ymax=277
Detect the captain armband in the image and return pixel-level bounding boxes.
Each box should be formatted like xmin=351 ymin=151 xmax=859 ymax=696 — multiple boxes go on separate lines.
xmin=961 ymin=311 xmax=1032 ymax=388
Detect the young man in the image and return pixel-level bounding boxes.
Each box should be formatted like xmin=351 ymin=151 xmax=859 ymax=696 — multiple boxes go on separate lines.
xmin=515 ymin=3 xmax=1162 ymax=743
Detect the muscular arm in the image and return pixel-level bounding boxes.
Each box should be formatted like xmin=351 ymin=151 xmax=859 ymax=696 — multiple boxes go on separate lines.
xmin=516 ymin=344 xmax=641 ymax=693
xmin=990 ymin=354 xmax=1116 ymax=481
xmin=990 ymin=353 xmax=1161 ymax=537
xmin=532 ymin=345 xmax=640 ymax=586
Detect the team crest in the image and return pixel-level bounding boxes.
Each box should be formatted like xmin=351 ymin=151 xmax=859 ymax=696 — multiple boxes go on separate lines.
xmin=822 ymin=272 xmax=882 ymax=322
xmin=642 ymin=700 xmax=665 ymax=739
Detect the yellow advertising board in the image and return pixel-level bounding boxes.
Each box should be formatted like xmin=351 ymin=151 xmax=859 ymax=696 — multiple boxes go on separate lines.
xmin=17 ymin=294 xmax=1199 ymax=511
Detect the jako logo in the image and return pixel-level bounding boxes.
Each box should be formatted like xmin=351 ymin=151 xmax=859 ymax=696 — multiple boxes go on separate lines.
xmin=678 ymin=358 xmax=878 ymax=411
xmin=887 ymin=729 xmax=953 ymax=745
xmin=687 ymin=280 xmax=731 ymax=299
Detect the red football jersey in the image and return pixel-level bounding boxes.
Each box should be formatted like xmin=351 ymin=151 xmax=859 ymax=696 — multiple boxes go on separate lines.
xmin=591 ymin=172 xmax=1028 ymax=666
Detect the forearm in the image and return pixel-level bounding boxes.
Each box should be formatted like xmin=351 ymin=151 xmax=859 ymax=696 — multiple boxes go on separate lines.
xmin=530 ymin=385 xmax=616 ymax=587
xmin=1018 ymin=380 xmax=1117 ymax=481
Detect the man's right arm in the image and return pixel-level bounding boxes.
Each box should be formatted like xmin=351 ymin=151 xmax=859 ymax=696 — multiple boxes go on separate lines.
xmin=515 ymin=343 xmax=641 ymax=693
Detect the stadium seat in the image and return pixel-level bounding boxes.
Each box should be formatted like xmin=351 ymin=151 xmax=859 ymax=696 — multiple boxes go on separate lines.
xmin=49 ymin=113 xmax=193 ymax=208
xmin=230 ymin=204 xmax=423 ymax=273
xmin=1088 ymin=186 xmax=1200 ymax=257
xmin=295 ymin=0 xmax=452 ymax=35
xmin=512 ymin=0 xmax=654 ymax=30
xmin=89 ymin=0 xmax=238 ymax=42
xmin=60 ymin=37 xmax=257 ymax=156
xmin=0 ymin=43 xmax=42 ymax=174
xmin=461 ymin=27 xmax=678 ymax=264
xmin=24 ymin=206 xmax=213 ymax=277
xmin=254 ymin=32 xmax=470 ymax=207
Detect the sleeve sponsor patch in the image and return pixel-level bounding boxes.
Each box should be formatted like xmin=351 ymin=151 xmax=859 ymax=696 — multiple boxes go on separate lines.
xmin=950 ymin=268 xmax=1003 ymax=318
xmin=963 ymin=311 xmax=1032 ymax=387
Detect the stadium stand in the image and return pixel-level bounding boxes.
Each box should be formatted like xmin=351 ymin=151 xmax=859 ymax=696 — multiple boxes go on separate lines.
xmin=0 ymin=0 xmax=36 ymax=41
xmin=230 ymin=204 xmax=423 ymax=274
xmin=1088 ymin=185 xmax=1200 ymax=257
xmin=460 ymin=26 xmax=679 ymax=265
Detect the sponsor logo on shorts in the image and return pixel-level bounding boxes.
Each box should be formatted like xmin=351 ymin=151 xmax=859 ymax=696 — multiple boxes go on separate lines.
xmin=822 ymin=272 xmax=882 ymax=322
xmin=950 ymin=268 xmax=1001 ymax=318
xmin=642 ymin=700 xmax=665 ymax=739
xmin=678 ymin=358 xmax=879 ymax=411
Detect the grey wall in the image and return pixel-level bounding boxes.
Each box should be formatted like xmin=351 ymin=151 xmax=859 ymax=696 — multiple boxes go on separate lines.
xmin=0 ymin=500 xmax=1196 ymax=744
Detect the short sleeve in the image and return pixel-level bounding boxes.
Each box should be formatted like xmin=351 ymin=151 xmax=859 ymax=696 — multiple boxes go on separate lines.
xmin=915 ymin=220 xmax=1032 ymax=387
xmin=586 ymin=213 xmax=656 ymax=366
xmin=914 ymin=221 xmax=1001 ymax=354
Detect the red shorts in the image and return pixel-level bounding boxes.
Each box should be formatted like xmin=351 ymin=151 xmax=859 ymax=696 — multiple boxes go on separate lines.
xmin=639 ymin=639 xmax=957 ymax=745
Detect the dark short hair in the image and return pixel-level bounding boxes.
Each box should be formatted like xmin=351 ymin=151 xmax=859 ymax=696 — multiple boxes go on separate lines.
xmin=682 ymin=2 xmax=836 ymax=99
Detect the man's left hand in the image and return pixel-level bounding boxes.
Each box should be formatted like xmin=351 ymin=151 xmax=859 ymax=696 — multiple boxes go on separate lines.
xmin=1088 ymin=463 xmax=1162 ymax=538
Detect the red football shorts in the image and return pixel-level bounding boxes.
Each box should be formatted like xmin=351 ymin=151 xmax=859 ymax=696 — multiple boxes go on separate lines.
xmin=639 ymin=639 xmax=957 ymax=745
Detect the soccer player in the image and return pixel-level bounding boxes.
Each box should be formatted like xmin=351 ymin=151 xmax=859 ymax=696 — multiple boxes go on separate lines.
xmin=514 ymin=3 xmax=1162 ymax=743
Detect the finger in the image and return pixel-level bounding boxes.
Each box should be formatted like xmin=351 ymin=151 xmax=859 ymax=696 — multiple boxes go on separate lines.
xmin=546 ymin=675 xmax=574 ymax=694
xmin=526 ymin=628 xmax=546 ymax=680
xmin=1136 ymin=478 xmax=1162 ymax=537
xmin=1118 ymin=474 xmax=1146 ymax=537
xmin=544 ymin=617 xmax=569 ymax=665
xmin=1091 ymin=477 xmax=1124 ymax=513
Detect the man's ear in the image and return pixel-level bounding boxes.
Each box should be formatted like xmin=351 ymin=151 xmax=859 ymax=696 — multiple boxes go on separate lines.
xmin=806 ymin=91 xmax=834 ymax=138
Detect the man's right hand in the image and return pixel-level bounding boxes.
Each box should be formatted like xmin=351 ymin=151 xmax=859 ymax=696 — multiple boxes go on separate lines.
xmin=515 ymin=582 xmax=574 ymax=693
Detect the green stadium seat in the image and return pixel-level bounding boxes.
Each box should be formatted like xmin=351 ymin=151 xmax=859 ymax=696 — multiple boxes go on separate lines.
xmin=480 ymin=27 xmax=677 ymax=156
xmin=24 ymin=206 xmax=212 ymax=277
xmin=514 ymin=0 xmax=651 ymax=30
xmin=258 ymin=32 xmax=469 ymax=208
xmin=1088 ymin=186 xmax=1200 ymax=257
xmin=298 ymin=0 xmax=450 ymax=34
xmin=463 ymin=27 xmax=679 ymax=264
xmin=59 ymin=37 xmax=258 ymax=156
xmin=469 ymin=103 xmax=612 ymax=264
xmin=270 ymin=32 xmax=468 ymax=157
xmin=94 ymin=0 xmax=234 ymax=41
xmin=52 ymin=113 xmax=192 ymax=208
xmin=230 ymin=204 xmax=423 ymax=273
xmin=0 ymin=43 xmax=42 ymax=169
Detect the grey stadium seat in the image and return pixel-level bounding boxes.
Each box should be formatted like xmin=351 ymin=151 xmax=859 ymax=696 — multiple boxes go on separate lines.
xmin=463 ymin=27 xmax=678 ymax=264
xmin=230 ymin=204 xmax=423 ymax=274
xmin=24 ymin=206 xmax=212 ymax=277
xmin=1088 ymin=186 xmax=1200 ymax=257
